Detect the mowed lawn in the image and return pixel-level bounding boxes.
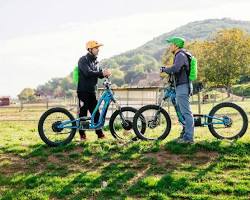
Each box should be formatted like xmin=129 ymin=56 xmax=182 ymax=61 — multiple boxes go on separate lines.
xmin=0 ymin=102 xmax=250 ymax=200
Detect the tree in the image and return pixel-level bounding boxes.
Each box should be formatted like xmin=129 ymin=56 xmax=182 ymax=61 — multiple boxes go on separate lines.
xmin=185 ymin=40 xmax=212 ymax=83
xmin=124 ymin=70 xmax=145 ymax=85
xmin=162 ymin=28 xmax=250 ymax=97
xmin=18 ymin=88 xmax=36 ymax=102
xmin=111 ymin=69 xmax=125 ymax=86
xmin=203 ymin=29 xmax=250 ymax=96
xmin=101 ymin=58 xmax=120 ymax=69
xmin=54 ymin=86 xmax=64 ymax=98
xmin=143 ymin=55 xmax=159 ymax=72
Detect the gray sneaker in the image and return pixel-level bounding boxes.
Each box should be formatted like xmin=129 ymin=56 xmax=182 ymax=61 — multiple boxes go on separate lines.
xmin=172 ymin=137 xmax=183 ymax=142
xmin=177 ymin=138 xmax=194 ymax=144
xmin=172 ymin=129 xmax=185 ymax=142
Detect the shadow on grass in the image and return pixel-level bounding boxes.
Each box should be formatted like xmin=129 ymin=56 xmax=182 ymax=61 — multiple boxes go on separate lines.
xmin=1 ymin=139 xmax=250 ymax=199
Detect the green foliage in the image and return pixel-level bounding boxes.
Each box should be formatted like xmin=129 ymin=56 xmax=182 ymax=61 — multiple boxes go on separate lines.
xmin=35 ymin=18 xmax=250 ymax=97
xmin=18 ymin=88 xmax=36 ymax=102
xmin=36 ymin=76 xmax=75 ymax=98
xmin=202 ymin=29 xmax=250 ymax=90
xmin=232 ymin=82 xmax=250 ymax=96
xmin=238 ymin=75 xmax=250 ymax=84
xmin=110 ymin=69 xmax=125 ymax=86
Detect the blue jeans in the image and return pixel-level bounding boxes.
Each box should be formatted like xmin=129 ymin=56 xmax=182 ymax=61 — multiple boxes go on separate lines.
xmin=176 ymin=83 xmax=194 ymax=141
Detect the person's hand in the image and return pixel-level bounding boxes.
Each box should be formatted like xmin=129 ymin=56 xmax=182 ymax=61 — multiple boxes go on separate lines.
xmin=160 ymin=72 xmax=168 ymax=78
xmin=103 ymin=69 xmax=112 ymax=77
xmin=160 ymin=67 xmax=168 ymax=78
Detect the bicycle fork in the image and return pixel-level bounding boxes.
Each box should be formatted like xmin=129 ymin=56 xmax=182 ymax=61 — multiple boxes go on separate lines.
xmin=148 ymin=100 xmax=164 ymax=128
xmin=113 ymin=99 xmax=129 ymax=126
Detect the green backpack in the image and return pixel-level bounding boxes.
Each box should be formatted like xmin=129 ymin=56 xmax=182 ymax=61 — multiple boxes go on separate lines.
xmin=73 ymin=65 xmax=79 ymax=85
xmin=180 ymin=50 xmax=198 ymax=81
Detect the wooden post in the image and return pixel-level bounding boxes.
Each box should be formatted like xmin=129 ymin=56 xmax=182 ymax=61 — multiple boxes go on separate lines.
xmin=126 ymin=89 xmax=129 ymax=118
xmin=215 ymin=90 xmax=217 ymax=102
xmin=242 ymin=88 xmax=245 ymax=101
xmin=197 ymin=91 xmax=201 ymax=114
xmin=141 ymin=89 xmax=144 ymax=106
xmin=126 ymin=89 xmax=129 ymax=107
xmin=20 ymin=101 xmax=23 ymax=112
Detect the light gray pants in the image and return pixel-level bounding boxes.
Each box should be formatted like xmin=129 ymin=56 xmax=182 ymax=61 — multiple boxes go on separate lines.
xmin=176 ymin=83 xmax=194 ymax=141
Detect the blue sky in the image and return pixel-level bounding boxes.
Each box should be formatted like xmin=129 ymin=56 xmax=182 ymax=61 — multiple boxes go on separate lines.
xmin=1 ymin=0 xmax=250 ymax=97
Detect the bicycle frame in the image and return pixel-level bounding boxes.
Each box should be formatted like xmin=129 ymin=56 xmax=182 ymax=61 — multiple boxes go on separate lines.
xmin=161 ymin=86 xmax=185 ymax=125
xmin=58 ymin=79 xmax=121 ymax=130
xmin=159 ymin=81 xmax=228 ymax=127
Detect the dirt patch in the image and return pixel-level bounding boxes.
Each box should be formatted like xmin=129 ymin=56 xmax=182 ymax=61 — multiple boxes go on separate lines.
xmin=0 ymin=146 xmax=220 ymax=177
xmin=0 ymin=153 xmax=28 ymax=175
xmin=71 ymin=146 xmax=84 ymax=154
xmin=145 ymin=150 xmax=219 ymax=168
xmin=193 ymin=151 xmax=219 ymax=165
xmin=47 ymin=155 xmax=61 ymax=164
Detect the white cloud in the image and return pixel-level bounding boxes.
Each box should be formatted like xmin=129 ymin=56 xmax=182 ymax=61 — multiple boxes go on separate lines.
xmin=1 ymin=0 xmax=250 ymax=97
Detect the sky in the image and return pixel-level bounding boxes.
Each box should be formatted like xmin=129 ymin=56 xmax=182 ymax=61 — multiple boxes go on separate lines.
xmin=1 ymin=0 xmax=250 ymax=97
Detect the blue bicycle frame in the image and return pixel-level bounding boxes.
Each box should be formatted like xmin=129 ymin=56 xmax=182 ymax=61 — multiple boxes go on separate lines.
xmin=161 ymin=85 xmax=185 ymax=125
xmin=58 ymin=79 xmax=120 ymax=130
xmin=160 ymin=77 xmax=227 ymax=127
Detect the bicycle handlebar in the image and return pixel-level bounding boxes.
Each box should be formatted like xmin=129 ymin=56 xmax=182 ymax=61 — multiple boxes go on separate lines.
xmin=103 ymin=77 xmax=112 ymax=89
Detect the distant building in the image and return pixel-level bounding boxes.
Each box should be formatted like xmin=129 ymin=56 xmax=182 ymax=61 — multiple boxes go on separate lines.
xmin=0 ymin=96 xmax=10 ymax=106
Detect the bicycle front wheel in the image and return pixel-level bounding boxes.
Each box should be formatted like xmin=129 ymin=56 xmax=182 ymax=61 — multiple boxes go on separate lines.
xmin=109 ymin=107 xmax=146 ymax=141
xmin=38 ymin=107 xmax=77 ymax=147
xmin=208 ymin=102 xmax=248 ymax=140
xmin=133 ymin=105 xmax=171 ymax=141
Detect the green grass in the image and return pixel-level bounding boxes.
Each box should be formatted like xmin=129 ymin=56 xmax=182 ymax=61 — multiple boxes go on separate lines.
xmin=0 ymin=105 xmax=250 ymax=199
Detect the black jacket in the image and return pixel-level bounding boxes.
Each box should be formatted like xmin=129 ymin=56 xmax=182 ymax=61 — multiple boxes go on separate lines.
xmin=77 ymin=53 xmax=104 ymax=93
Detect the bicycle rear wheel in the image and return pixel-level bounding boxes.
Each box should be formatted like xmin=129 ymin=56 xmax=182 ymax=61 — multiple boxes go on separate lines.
xmin=208 ymin=102 xmax=248 ymax=140
xmin=38 ymin=107 xmax=77 ymax=147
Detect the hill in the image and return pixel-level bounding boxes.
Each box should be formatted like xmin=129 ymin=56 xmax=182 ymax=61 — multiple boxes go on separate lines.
xmin=35 ymin=18 xmax=250 ymax=96
xmin=100 ymin=18 xmax=250 ymax=86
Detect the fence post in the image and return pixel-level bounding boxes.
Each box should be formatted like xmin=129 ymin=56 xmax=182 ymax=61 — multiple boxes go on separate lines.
xmin=127 ymin=89 xmax=129 ymax=118
xmin=197 ymin=91 xmax=201 ymax=114
xmin=141 ymin=89 xmax=144 ymax=106
xmin=46 ymin=98 xmax=49 ymax=109
xmin=20 ymin=101 xmax=23 ymax=112
xmin=126 ymin=89 xmax=129 ymax=107
xmin=241 ymin=88 xmax=245 ymax=101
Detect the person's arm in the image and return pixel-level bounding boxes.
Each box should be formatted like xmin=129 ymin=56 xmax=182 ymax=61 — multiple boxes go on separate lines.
xmin=161 ymin=53 xmax=186 ymax=74
xmin=78 ymin=58 xmax=103 ymax=78
xmin=98 ymin=67 xmax=105 ymax=79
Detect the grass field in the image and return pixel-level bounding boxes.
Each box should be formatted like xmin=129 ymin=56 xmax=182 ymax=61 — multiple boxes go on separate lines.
xmin=0 ymin=101 xmax=250 ymax=200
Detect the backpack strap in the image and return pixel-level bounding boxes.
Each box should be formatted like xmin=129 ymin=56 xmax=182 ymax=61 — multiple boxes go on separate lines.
xmin=179 ymin=50 xmax=192 ymax=73
xmin=176 ymin=49 xmax=193 ymax=95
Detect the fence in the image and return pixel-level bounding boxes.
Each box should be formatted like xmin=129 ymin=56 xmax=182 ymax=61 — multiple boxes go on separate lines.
xmin=0 ymin=86 xmax=249 ymax=122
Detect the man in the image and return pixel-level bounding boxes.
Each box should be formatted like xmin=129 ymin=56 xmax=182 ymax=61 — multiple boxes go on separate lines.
xmin=77 ymin=40 xmax=112 ymax=140
xmin=160 ymin=36 xmax=194 ymax=144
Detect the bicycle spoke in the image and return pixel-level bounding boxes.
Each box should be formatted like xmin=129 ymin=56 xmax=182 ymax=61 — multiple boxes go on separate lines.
xmin=209 ymin=103 xmax=247 ymax=139
xmin=43 ymin=112 xmax=73 ymax=143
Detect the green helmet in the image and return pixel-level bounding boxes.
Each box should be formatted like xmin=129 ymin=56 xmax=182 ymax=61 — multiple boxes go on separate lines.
xmin=166 ymin=36 xmax=185 ymax=48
